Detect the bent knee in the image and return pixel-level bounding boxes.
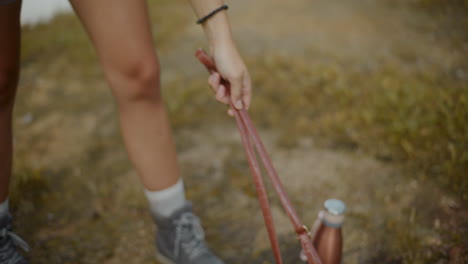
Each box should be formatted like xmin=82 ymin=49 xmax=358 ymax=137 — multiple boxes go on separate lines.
xmin=106 ymin=57 xmax=161 ymax=103
xmin=0 ymin=69 xmax=19 ymax=110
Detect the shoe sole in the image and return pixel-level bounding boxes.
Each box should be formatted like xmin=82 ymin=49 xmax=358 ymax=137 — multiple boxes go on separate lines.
xmin=155 ymin=250 xmax=176 ymax=264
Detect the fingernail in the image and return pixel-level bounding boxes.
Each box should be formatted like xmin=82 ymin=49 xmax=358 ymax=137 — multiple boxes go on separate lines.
xmin=235 ymin=100 xmax=243 ymax=109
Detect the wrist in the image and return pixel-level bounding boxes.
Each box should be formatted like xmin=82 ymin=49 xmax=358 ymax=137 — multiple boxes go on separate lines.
xmin=209 ymin=34 xmax=235 ymax=52
xmin=202 ymin=12 xmax=234 ymax=48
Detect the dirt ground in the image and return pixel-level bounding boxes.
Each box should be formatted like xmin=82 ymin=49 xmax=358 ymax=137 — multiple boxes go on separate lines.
xmin=10 ymin=0 xmax=467 ymax=263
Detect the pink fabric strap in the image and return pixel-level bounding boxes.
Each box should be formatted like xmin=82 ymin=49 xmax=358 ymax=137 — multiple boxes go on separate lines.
xmin=195 ymin=49 xmax=322 ymax=264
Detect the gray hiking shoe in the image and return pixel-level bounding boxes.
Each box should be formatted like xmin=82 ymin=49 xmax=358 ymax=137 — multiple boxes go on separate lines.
xmin=0 ymin=215 xmax=30 ymax=264
xmin=154 ymin=202 xmax=223 ymax=264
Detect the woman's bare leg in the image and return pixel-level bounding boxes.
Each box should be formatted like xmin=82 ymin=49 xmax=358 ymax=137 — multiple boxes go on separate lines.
xmin=69 ymin=0 xmax=179 ymax=191
xmin=0 ymin=3 xmax=29 ymax=263
xmin=0 ymin=0 xmax=21 ymax=203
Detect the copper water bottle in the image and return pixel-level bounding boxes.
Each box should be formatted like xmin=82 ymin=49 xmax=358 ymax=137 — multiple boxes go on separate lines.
xmin=313 ymin=199 xmax=346 ymax=264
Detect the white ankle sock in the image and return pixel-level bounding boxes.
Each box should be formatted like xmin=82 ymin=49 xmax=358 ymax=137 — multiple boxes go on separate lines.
xmin=0 ymin=198 xmax=9 ymax=218
xmin=144 ymin=179 xmax=186 ymax=218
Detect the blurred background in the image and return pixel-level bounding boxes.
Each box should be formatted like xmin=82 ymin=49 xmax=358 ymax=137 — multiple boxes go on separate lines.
xmin=12 ymin=0 xmax=467 ymax=263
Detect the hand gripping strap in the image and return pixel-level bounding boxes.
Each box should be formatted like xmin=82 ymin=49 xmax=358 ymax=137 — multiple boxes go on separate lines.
xmin=195 ymin=49 xmax=322 ymax=264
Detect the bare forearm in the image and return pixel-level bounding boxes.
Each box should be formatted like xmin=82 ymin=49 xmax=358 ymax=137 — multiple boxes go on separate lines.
xmin=188 ymin=0 xmax=233 ymax=47
xmin=188 ymin=1 xmax=252 ymax=111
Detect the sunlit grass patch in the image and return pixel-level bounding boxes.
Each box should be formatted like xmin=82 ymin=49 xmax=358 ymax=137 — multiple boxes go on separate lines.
xmin=162 ymin=51 xmax=467 ymax=200
xmin=244 ymin=55 xmax=468 ymax=200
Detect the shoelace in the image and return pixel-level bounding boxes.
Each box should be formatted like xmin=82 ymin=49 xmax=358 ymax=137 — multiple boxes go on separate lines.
xmin=173 ymin=212 xmax=207 ymax=260
xmin=0 ymin=228 xmax=30 ymax=263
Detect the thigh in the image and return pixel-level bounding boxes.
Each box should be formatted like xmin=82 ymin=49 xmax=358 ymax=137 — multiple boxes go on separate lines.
xmin=0 ymin=0 xmax=21 ymax=76
xmin=69 ymin=0 xmax=157 ymax=77
xmin=0 ymin=0 xmax=21 ymax=106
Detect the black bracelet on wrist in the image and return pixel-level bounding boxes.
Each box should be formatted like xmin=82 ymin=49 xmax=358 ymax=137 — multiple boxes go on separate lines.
xmin=196 ymin=4 xmax=229 ymax=25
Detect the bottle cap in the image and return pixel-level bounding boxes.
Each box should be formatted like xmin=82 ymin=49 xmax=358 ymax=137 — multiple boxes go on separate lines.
xmin=324 ymin=199 xmax=346 ymax=215
xmin=322 ymin=199 xmax=346 ymax=228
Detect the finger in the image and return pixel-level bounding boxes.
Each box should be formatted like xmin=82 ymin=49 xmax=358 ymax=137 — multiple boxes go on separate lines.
xmin=229 ymin=74 xmax=244 ymax=110
xmin=208 ymin=72 xmax=220 ymax=93
xmin=227 ymin=108 xmax=235 ymax=117
xmin=220 ymin=85 xmax=231 ymax=104
xmin=242 ymin=73 xmax=252 ymax=110
xmin=216 ymin=84 xmax=230 ymax=104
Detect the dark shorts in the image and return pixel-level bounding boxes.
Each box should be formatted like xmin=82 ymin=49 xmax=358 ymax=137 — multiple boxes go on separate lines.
xmin=0 ymin=0 xmax=17 ymax=5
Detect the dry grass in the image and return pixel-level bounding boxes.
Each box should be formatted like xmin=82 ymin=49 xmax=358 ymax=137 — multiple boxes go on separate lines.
xmin=249 ymin=56 xmax=468 ymax=199
xmin=11 ymin=0 xmax=468 ymax=263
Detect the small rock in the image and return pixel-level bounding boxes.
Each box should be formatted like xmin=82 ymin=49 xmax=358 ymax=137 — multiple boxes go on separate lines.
xmin=21 ymin=112 xmax=34 ymax=125
xmin=441 ymin=196 xmax=459 ymax=210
